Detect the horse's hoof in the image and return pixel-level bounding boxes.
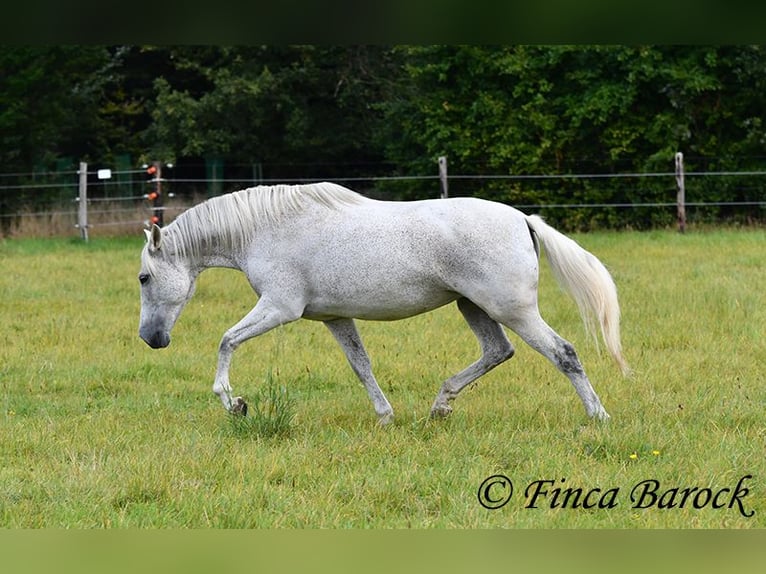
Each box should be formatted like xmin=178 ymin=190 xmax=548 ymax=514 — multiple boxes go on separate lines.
xmin=378 ymin=412 xmax=394 ymax=426
xmin=590 ymin=405 xmax=610 ymax=421
xmin=230 ymin=396 xmax=248 ymax=417
xmin=430 ymin=404 xmax=453 ymax=418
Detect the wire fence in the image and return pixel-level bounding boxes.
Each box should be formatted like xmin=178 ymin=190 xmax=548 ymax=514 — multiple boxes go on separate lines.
xmin=1 ymin=160 xmax=765 ymax=238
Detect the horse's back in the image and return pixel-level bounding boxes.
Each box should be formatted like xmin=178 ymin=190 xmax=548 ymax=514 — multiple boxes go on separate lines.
xmin=281 ymin=196 xmax=538 ymax=320
xmin=302 ymin=195 xmax=537 ymax=279
xmin=378 ymin=196 xmax=535 ymax=263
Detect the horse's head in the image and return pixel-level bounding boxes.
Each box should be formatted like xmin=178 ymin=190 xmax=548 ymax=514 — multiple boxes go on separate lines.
xmin=138 ymin=224 xmax=196 ymax=349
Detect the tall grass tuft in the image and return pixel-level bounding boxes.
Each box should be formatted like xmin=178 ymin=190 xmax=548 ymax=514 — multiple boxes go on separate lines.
xmin=227 ymin=369 xmax=296 ymax=439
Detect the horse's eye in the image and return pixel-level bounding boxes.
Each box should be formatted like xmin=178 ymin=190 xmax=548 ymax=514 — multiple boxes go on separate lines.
xmin=139 ymin=273 xmax=150 ymax=285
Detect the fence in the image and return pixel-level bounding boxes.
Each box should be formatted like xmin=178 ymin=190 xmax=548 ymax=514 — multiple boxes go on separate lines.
xmin=1 ymin=155 xmax=765 ymax=239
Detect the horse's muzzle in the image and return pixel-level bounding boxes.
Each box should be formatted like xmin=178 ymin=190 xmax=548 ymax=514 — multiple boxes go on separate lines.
xmin=140 ymin=330 xmax=171 ymax=349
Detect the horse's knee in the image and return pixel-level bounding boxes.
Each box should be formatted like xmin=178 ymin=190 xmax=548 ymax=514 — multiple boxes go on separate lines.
xmin=218 ymin=333 xmax=237 ymax=355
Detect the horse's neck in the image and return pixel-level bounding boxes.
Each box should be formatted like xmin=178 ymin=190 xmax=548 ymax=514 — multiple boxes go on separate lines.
xmin=196 ymin=251 xmax=243 ymax=272
xmin=165 ymin=226 xmax=245 ymax=273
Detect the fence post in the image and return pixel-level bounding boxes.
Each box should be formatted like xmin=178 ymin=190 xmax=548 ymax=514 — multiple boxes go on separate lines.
xmin=438 ymin=156 xmax=448 ymax=199
xmin=675 ymin=152 xmax=686 ymax=233
xmin=78 ymin=161 xmax=88 ymax=241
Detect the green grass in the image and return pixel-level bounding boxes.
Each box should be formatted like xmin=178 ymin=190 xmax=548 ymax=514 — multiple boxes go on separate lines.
xmin=0 ymin=229 xmax=763 ymax=527
xmin=227 ymin=369 xmax=296 ymax=439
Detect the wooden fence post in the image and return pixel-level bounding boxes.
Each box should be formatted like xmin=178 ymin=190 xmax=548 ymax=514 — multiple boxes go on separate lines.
xmin=438 ymin=156 xmax=448 ymax=199
xmin=77 ymin=161 xmax=88 ymax=241
xmin=675 ymin=152 xmax=686 ymax=233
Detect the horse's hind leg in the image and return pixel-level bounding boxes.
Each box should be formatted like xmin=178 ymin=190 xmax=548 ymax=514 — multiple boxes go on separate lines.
xmin=505 ymin=310 xmax=610 ymax=420
xmin=430 ymin=298 xmax=515 ymax=418
xmin=324 ymin=318 xmax=394 ymax=425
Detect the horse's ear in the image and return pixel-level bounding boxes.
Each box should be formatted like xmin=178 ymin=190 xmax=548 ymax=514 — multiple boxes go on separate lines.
xmin=146 ymin=224 xmax=162 ymax=252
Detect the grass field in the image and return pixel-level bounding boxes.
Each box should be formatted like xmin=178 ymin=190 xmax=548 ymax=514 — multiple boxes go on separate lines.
xmin=0 ymin=228 xmax=763 ymax=528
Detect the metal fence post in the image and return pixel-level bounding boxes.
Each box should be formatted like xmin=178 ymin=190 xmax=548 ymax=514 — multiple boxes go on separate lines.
xmin=77 ymin=161 xmax=88 ymax=241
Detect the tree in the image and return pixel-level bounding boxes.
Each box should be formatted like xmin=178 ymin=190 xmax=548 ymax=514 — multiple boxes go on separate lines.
xmin=0 ymin=46 xmax=114 ymax=171
xmin=378 ymin=45 xmax=766 ymax=227
xmin=145 ymin=46 xmax=401 ymax=183
xmin=3 ymin=45 xmax=766 ymax=229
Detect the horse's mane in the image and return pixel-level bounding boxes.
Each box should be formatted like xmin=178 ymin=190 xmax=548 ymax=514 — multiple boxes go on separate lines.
xmin=162 ymin=182 xmax=367 ymax=260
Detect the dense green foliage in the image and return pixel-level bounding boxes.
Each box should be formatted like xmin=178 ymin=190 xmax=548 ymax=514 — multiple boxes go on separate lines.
xmin=2 ymin=46 xmax=766 ymax=228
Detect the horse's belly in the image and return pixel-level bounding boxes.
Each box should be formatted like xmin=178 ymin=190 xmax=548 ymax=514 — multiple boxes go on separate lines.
xmin=301 ymin=286 xmax=459 ymax=321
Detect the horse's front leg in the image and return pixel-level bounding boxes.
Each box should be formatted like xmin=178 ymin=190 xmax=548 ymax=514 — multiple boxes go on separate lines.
xmin=213 ymin=297 xmax=300 ymax=415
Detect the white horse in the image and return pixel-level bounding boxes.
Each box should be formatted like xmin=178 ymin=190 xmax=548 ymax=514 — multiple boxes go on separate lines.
xmin=138 ymin=182 xmax=627 ymax=424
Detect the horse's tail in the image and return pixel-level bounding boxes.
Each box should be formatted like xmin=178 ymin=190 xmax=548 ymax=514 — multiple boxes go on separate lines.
xmin=524 ymin=215 xmax=629 ymax=375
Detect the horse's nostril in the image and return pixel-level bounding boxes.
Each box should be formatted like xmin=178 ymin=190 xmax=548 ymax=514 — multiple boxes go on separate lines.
xmin=140 ymin=330 xmax=170 ymax=349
